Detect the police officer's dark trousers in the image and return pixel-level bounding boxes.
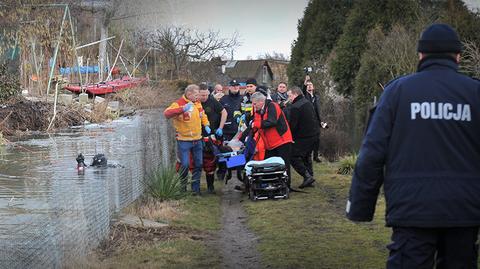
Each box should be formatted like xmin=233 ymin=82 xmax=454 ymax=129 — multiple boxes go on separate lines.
xmin=387 ymin=226 xmax=479 ymax=269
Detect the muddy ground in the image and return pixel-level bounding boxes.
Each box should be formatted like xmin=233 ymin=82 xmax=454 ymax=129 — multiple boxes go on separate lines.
xmin=216 ymin=177 xmax=262 ymax=269
xmin=0 ymin=83 xmax=180 ymax=138
xmin=97 ymin=222 xmax=209 ymax=259
xmin=0 ymin=96 xmax=85 ymax=136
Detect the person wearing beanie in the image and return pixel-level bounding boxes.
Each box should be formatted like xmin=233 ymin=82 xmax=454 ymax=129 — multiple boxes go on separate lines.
xmin=240 ymin=78 xmax=257 ymax=120
xmin=347 ymin=23 xmax=480 ymax=268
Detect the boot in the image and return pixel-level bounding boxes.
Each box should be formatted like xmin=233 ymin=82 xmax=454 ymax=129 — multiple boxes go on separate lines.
xmin=191 ymin=179 xmax=201 ymax=196
xmin=206 ymin=174 xmax=216 ymax=194
xmin=225 ymin=169 xmax=232 ymax=184
xmin=216 ymin=169 xmax=225 ymax=181
xmin=236 ymin=169 xmax=243 ymax=182
xmin=299 ymin=172 xmax=315 ymax=189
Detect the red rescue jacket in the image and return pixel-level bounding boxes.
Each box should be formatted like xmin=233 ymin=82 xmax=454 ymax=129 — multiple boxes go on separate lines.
xmin=253 ymin=100 xmax=292 ymax=150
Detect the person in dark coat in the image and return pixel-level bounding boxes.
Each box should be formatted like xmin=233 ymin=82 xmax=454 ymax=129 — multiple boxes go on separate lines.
xmin=199 ymin=84 xmax=227 ymax=193
xmin=287 ymin=86 xmax=319 ymax=188
xmin=302 ymin=77 xmax=322 ymax=162
xmin=219 ymin=80 xmax=243 ymax=140
xmin=347 ymin=23 xmax=480 ymax=268
xmin=218 ymin=80 xmax=243 ymax=182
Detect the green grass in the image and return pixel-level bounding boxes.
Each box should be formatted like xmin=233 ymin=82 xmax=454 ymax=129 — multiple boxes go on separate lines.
xmin=95 ymin=181 xmax=223 ymax=269
xmin=337 ymin=154 xmax=357 ymax=175
xmin=244 ymin=162 xmax=390 ymax=269
xmin=98 ymin=239 xmax=222 ymax=269
xmin=173 ymin=185 xmax=222 ymax=231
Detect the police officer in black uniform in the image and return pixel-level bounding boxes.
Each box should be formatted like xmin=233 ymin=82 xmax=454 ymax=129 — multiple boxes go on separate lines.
xmin=347 ymin=23 xmax=480 ymax=268
xmin=219 ymin=80 xmax=243 ymax=181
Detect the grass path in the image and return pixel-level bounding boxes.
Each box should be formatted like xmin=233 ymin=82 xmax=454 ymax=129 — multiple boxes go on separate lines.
xmin=244 ymin=162 xmax=391 ymax=268
xmin=92 ymin=162 xmax=393 ymax=268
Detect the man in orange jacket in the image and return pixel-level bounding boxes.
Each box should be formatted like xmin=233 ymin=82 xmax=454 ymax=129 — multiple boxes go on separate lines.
xmin=251 ymin=92 xmax=293 ymax=187
xmin=164 ymin=84 xmax=210 ymax=194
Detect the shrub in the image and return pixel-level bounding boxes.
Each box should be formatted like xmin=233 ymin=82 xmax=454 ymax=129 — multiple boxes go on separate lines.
xmin=0 ymin=64 xmax=20 ymax=101
xmin=337 ymin=154 xmax=357 ymax=175
xmin=144 ymin=166 xmax=187 ymax=201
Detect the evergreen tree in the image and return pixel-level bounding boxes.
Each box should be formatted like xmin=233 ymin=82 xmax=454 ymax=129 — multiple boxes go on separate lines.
xmin=330 ymin=0 xmax=419 ymax=96
xmin=287 ymin=0 xmax=322 ymax=87
xmin=287 ymin=0 xmax=352 ymax=87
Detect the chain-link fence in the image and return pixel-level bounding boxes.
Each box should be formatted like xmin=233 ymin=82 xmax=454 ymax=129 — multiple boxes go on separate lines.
xmin=0 ymin=110 xmax=174 ymax=268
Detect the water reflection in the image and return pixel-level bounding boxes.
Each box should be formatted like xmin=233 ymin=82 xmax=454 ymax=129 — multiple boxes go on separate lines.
xmin=0 ymin=110 xmax=173 ymax=268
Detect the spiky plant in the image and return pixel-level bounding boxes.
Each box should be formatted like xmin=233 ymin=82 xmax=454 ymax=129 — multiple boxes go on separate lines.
xmin=337 ymin=154 xmax=358 ymax=175
xmin=144 ymin=166 xmax=187 ymax=201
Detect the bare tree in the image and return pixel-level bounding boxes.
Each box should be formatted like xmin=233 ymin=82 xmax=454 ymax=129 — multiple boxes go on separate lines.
xmin=462 ymin=40 xmax=480 ymax=78
xmin=257 ymin=51 xmax=289 ymax=61
xmin=144 ymin=26 xmax=240 ymax=79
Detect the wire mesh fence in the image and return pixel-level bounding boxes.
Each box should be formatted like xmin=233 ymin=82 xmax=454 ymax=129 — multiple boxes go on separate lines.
xmin=0 ymin=110 xmax=174 ymax=268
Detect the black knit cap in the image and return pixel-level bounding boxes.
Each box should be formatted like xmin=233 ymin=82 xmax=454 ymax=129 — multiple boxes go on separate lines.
xmin=417 ymin=23 xmax=462 ymax=53
xmin=256 ymin=85 xmax=268 ymax=96
xmin=246 ymin=78 xmax=257 ymax=86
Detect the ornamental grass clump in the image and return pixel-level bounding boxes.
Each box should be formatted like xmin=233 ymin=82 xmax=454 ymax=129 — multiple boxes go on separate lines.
xmin=144 ymin=166 xmax=186 ymax=201
xmin=337 ymin=154 xmax=357 ymax=175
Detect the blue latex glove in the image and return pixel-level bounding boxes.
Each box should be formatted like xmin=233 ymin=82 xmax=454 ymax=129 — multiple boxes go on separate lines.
xmin=215 ymin=128 xmax=223 ymax=137
xmin=205 ymin=126 xmax=211 ymax=134
xmin=183 ymin=102 xmax=193 ymax=112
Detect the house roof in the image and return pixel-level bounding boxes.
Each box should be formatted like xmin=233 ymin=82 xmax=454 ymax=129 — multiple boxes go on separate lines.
xmin=224 ymin=60 xmax=273 ymax=81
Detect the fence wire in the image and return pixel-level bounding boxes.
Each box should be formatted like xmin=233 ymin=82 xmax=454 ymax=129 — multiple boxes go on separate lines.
xmin=0 ymin=110 xmax=174 ymax=268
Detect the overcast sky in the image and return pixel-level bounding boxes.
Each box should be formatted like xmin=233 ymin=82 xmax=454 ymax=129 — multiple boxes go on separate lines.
xmin=125 ymin=0 xmax=478 ymax=60
xmin=126 ymin=0 xmax=309 ymax=60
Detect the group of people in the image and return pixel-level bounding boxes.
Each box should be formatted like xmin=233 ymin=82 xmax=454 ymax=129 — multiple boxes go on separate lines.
xmin=164 ymin=22 xmax=480 ymax=268
xmin=164 ymin=76 xmax=325 ymax=195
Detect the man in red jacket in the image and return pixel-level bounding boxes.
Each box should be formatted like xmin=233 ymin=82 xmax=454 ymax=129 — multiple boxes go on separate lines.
xmin=251 ymin=92 xmax=293 ymax=187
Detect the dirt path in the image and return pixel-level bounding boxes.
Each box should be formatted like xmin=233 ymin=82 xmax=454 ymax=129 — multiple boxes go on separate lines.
xmin=217 ymin=176 xmax=262 ymax=269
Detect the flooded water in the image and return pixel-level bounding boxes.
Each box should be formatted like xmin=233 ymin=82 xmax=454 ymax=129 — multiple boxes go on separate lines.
xmin=0 ymin=109 xmax=175 ymax=269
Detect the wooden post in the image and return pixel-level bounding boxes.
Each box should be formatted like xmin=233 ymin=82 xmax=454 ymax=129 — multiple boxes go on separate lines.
xmin=119 ymin=56 xmax=132 ymax=78
xmin=106 ymin=39 xmax=124 ymax=81
xmin=85 ymin=58 xmax=89 ymax=89
xmin=47 ymin=82 xmax=59 ymax=131
xmin=46 ymin=5 xmax=68 ymax=96
xmin=131 ymin=48 xmax=151 ymax=77
xmin=153 ymin=49 xmax=157 ymax=81
xmin=67 ymin=6 xmax=83 ymax=88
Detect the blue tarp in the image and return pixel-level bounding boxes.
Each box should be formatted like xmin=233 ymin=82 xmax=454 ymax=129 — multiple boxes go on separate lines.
xmin=59 ymin=66 xmax=109 ymax=75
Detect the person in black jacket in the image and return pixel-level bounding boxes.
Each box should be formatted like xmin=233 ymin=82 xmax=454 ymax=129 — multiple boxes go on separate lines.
xmin=218 ymin=80 xmax=243 ymax=182
xmin=287 ymin=86 xmax=319 ymax=188
xmin=347 ymin=23 xmax=480 ymax=268
xmin=199 ymin=84 xmax=227 ymax=193
xmin=302 ymin=77 xmax=322 ymax=162
xmin=219 ymin=80 xmax=242 ymax=140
